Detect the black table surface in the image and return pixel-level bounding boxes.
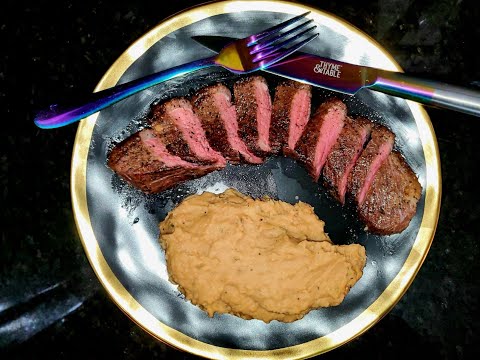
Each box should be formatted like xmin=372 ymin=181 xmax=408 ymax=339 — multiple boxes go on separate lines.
xmin=2 ymin=0 xmax=479 ymax=359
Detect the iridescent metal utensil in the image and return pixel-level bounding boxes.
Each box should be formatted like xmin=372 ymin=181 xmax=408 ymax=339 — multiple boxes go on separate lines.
xmin=34 ymin=12 xmax=318 ymax=129
xmin=193 ymin=35 xmax=480 ymax=117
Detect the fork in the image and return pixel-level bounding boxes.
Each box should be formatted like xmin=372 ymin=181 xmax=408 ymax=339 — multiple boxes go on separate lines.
xmin=34 ymin=12 xmax=318 ymax=129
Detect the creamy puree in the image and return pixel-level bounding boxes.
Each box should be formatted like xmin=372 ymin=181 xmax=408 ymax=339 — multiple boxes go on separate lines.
xmin=159 ymin=188 xmax=366 ymax=323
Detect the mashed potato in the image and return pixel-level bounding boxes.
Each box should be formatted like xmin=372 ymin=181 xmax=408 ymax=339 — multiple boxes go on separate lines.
xmin=159 ymin=188 xmax=366 ymax=323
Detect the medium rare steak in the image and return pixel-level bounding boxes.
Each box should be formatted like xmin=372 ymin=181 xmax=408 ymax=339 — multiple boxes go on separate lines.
xmin=270 ymin=80 xmax=312 ymax=155
xmin=358 ymin=151 xmax=422 ymax=235
xmin=292 ymin=98 xmax=347 ymax=181
xmin=106 ymin=75 xmax=422 ymax=235
xmin=149 ymin=98 xmax=226 ymax=166
xmin=323 ymin=117 xmax=372 ymax=204
xmin=191 ymin=83 xmax=263 ymax=164
xmin=107 ymin=129 xmax=224 ymax=193
xmin=347 ymin=124 xmax=395 ymax=206
xmin=234 ymin=76 xmax=272 ymax=156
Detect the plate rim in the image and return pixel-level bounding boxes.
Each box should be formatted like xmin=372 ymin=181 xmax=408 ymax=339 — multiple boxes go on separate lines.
xmin=70 ymin=1 xmax=442 ymax=358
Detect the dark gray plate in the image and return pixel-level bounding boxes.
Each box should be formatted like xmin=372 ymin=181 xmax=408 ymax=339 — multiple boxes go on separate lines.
xmin=71 ymin=2 xmax=441 ymax=359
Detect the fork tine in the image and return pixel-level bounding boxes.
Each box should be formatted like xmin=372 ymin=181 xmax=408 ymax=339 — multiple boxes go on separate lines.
xmin=249 ymin=19 xmax=315 ymax=55
xmin=250 ymin=22 xmax=317 ymax=55
xmin=253 ymin=32 xmax=319 ymax=67
xmin=252 ymin=26 xmax=318 ymax=62
xmin=247 ymin=11 xmax=311 ymax=46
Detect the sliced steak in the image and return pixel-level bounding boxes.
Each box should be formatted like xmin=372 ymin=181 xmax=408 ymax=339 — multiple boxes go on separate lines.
xmin=323 ymin=117 xmax=372 ymax=204
xmin=347 ymin=124 xmax=395 ymax=206
xmin=149 ymin=98 xmax=226 ymax=166
xmin=191 ymin=83 xmax=263 ymax=164
xmin=107 ymin=129 xmax=223 ymax=194
xmin=233 ymin=75 xmax=272 ymax=156
xmin=270 ymin=80 xmax=312 ymax=155
xmin=358 ymin=151 xmax=422 ymax=235
xmin=292 ymin=98 xmax=347 ymax=181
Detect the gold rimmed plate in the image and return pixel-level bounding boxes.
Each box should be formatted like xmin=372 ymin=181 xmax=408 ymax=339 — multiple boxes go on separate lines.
xmin=71 ymin=1 xmax=441 ymax=358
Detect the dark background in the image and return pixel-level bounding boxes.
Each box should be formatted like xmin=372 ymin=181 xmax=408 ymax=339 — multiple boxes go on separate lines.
xmin=1 ymin=0 xmax=479 ymax=359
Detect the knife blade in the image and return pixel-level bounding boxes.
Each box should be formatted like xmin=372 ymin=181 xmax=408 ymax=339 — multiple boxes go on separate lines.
xmin=192 ymin=35 xmax=480 ymax=117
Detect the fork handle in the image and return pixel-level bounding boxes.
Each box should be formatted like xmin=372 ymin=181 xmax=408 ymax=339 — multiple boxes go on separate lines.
xmin=34 ymin=57 xmax=216 ymax=129
xmin=369 ymin=70 xmax=480 ymax=117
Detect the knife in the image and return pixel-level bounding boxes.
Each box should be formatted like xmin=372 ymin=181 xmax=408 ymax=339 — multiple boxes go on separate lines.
xmin=192 ymin=35 xmax=480 ymax=117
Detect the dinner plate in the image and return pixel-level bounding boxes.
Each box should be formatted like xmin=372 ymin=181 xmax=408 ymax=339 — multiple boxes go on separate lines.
xmin=71 ymin=1 xmax=441 ymax=358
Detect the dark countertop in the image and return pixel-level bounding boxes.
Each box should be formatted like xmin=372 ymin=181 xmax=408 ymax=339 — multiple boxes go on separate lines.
xmin=1 ymin=0 xmax=479 ymax=358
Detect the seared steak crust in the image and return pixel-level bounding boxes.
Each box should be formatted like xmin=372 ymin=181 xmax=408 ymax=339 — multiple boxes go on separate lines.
xmin=347 ymin=124 xmax=395 ymax=206
xmin=150 ymin=97 xmax=225 ymax=166
xmin=107 ymin=130 xmax=220 ymax=194
xmin=148 ymin=99 xmax=202 ymax=163
xmin=270 ymin=80 xmax=312 ymax=154
xmin=323 ymin=117 xmax=372 ymax=204
xmin=358 ymin=151 xmax=422 ymax=235
xmin=292 ymin=98 xmax=347 ymax=181
xmin=192 ymin=83 xmax=263 ymax=164
xmin=234 ymin=75 xmax=272 ymax=157
xmin=192 ymin=84 xmax=239 ymax=162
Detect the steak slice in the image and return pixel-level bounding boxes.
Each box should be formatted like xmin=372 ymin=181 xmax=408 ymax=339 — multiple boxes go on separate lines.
xmin=233 ymin=75 xmax=272 ymax=156
xmin=358 ymin=151 xmax=422 ymax=235
xmin=347 ymin=124 xmax=395 ymax=206
xmin=292 ymin=98 xmax=347 ymax=181
xmin=192 ymin=83 xmax=263 ymax=164
xmin=323 ymin=117 xmax=372 ymax=204
xmin=270 ymin=80 xmax=312 ymax=155
xmin=149 ymin=98 xmax=226 ymax=166
xmin=107 ymin=129 xmax=223 ymax=194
